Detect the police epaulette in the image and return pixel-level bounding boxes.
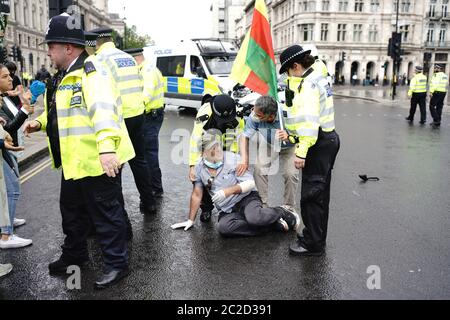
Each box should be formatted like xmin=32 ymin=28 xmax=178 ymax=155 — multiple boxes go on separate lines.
xmin=196 ymin=114 xmax=209 ymax=123
xmin=84 ymin=61 xmax=96 ymax=74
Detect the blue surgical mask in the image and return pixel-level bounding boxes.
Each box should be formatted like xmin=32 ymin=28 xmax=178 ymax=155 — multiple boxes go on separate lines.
xmin=204 ymin=159 xmax=224 ymax=170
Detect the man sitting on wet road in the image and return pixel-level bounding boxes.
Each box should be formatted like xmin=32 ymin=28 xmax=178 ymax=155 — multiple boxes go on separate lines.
xmin=172 ymin=131 xmax=300 ymax=237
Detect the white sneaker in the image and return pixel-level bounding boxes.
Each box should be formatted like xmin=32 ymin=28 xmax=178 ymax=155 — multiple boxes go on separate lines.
xmin=0 ymin=264 xmax=13 ymax=278
xmin=0 ymin=235 xmax=33 ymax=249
xmin=13 ymin=218 xmax=26 ymax=228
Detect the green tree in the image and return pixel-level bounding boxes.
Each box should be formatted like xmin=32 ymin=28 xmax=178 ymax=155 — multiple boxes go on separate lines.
xmin=113 ymin=25 xmax=153 ymax=50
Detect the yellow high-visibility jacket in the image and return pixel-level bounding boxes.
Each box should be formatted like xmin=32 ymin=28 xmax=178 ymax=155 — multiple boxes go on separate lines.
xmin=408 ymin=73 xmax=427 ymax=97
xmin=36 ymin=52 xmax=135 ymax=180
xmin=140 ymin=61 xmax=165 ymax=113
xmin=430 ymin=72 xmax=448 ymax=94
xmin=95 ymin=42 xmax=145 ymax=119
xmin=284 ymin=68 xmax=336 ymax=159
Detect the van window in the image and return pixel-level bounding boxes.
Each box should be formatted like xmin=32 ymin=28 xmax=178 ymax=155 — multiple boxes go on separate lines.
xmin=157 ymin=56 xmax=186 ymax=77
xmin=191 ymin=56 xmax=206 ymax=78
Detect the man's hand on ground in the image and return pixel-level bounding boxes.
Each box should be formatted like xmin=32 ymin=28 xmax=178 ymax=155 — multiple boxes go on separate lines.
xmin=171 ymin=220 xmax=194 ymax=231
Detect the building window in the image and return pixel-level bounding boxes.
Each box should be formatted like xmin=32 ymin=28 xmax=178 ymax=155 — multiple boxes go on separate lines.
xmin=429 ymin=0 xmax=437 ymax=17
xmin=354 ymin=0 xmax=364 ymax=12
xmin=400 ymin=25 xmax=409 ymax=43
xmin=439 ymin=24 xmax=447 ymax=44
xmin=370 ymin=0 xmax=380 ymax=12
xmin=308 ymin=0 xmax=316 ymax=11
xmin=427 ymin=23 xmax=435 ymax=43
xmin=369 ymin=24 xmax=378 ymax=42
xmin=321 ymin=23 xmax=328 ymax=41
xmin=301 ymin=24 xmax=314 ymax=41
xmin=339 ymin=0 xmax=348 ymax=11
xmin=322 ymin=0 xmax=330 ymax=11
xmin=443 ymin=0 xmax=449 ymax=18
xmin=337 ymin=24 xmax=347 ymax=41
xmin=300 ymin=0 xmax=308 ymax=11
xmin=353 ymin=24 xmax=362 ymax=42
xmin=400 ymin=0 xmax=411 ymax=13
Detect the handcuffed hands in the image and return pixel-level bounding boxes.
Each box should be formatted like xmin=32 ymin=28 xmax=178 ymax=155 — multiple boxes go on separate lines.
xmin=171 ymin=220 xmax=194 ymax=231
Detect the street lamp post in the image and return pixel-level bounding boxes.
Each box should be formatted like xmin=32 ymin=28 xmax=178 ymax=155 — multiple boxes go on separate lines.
xmin=123 ymin=6 xmax=126 ymax=50
xmin=392 ymin=0 xmax=400 ymax=100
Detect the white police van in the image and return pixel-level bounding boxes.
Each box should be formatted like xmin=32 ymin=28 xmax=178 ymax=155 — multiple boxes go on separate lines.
xmin=144 ymin=38 xmax=239 ymax=109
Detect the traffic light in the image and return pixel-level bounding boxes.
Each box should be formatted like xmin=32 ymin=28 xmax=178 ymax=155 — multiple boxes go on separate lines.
xmin=341 ymin=51 xmax=347 ymax=62
xmin=16 ymin=47 xmax=22 ymax=62
xmin=389 ymin=32 xmax=402 ymax=60
xmin=11 ymin=45 xmax=17 ymax=60
xmin=0 ymin=46 xmax=8 ymax=64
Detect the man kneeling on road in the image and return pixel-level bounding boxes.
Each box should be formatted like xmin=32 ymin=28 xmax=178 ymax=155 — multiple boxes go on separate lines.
xmin=172 ymin=131 xmax=300 ymax=237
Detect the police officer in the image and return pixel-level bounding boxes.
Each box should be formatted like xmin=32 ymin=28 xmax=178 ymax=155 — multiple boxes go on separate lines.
xmin=124 ymin=48 xmax=165 ymax=200
xmin=89 ymin=28 xmax=157 ymax=215
xmin=406 ymin=66 xmax=427 ymax=124
xmin=189 ymin=94 xmax=245 ymax=223
xmin=303 ymin=44 xmax=332 ymax=84
xmin=429 ymin=63 xmax=448 ymax=128
xmin=84 ymin=31 xmax=98 ymax=56
xmin=23 ymin=14 xmax=135 ymax=289
xmin=277 ymin=45 xmax=340 ymax=256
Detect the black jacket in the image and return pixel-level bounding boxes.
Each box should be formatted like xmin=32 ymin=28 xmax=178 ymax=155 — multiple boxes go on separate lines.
xmin=0 ymin=97 xmax=29 ymax=147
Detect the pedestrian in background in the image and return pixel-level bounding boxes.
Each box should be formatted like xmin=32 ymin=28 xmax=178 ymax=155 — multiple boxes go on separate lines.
xmin=429 ymin=63 xmax=448 ymax=128
xmin=406 ymin=66 xmax=427 ymax=125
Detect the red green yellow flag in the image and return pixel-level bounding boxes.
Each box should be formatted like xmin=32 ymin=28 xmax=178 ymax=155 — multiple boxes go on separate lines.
xmin=230 ymin=0 xmax=278 ymax=100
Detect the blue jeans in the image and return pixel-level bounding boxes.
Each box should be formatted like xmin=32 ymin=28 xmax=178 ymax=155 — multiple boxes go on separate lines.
xmin=1 ymin=156 xmax=20 ymax=235
xmin=144 ymin=110 xmax=164 ymax=193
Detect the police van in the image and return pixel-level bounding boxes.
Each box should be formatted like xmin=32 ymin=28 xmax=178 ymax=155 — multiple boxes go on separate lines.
xmin=144 ymin=38 xmax=239 ymax=109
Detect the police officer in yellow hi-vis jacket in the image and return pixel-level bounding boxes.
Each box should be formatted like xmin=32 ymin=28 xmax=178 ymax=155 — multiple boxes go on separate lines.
xmin=89 ymin=28 xmax=157 ymax=217
xmin=406 ymin=66 xmax=428 ymax=124
xmin=429 ymin=63 xmax=448 ymax=128
xmin=124 ymin=48 xmax=166 ymax=200
xmin=189 ymin=94 xmax=245 ymax=223
xmin=277 ymin=45 xmax=340 ymax=257
xmin=23 ymin=14 xmax=135 ymax=289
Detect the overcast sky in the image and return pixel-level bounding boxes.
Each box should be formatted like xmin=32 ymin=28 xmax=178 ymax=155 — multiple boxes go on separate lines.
xmin=108 ymin=0 xmax=214 ymax=45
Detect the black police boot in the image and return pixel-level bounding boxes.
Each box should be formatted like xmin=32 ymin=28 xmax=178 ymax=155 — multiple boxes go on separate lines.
xmin=405 ymin=117 xmax=413 ymax=122
xmin=94 ymin=268 xmax=129 ymax=290
xmin=140 ymin=202 xmax=157 ymax=215
xmin=49 ymin=257 xmax=89 ymax=275
xmin=200 ymin=211 xmax=212 ymax=223
xmin=289 ymin=240 xmax=324 ymax=257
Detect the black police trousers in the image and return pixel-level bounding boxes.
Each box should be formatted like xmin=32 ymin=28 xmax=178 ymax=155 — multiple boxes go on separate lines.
xmin=125 ymin=114 xmax=156 ymax=207
xmin=429 ymin=92 xmax=447 ymax=124
xmin=299 ymin=130 xmax=340 ymax=253
xmin=60 ymin=173 xmax=128 ymax=272
xmin=409 ymin=93 xmax=427 ymax=122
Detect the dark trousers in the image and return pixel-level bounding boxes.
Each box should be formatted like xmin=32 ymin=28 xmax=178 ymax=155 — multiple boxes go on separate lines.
xmin=217 ymin=192 xmax=283 ymax=237
xmin=299 ymin=130 xmax=340 ymax=253
xmin=429 ymin=92 xmax=446 ymax=124
xmin=125 ymin=114 xmax=155 ymax=206
xmin=409 ymin=93 xmax=427 ymax=122
xmin=144 ymin=109 xmax=164 ymax=193
xmin=60 ymin=173 xmax=128 ymax=272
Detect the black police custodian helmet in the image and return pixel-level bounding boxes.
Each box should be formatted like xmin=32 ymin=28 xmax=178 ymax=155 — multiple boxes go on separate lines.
xmin=279 ymin=45 xmax=311 ymax=75
xmin=211 ymin=94 xmax=237 ymax=127
xmin=43 ymin=13 xmax=86 ymax=46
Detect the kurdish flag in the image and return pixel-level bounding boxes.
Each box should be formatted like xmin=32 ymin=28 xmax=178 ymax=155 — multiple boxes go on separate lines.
xmin=230 ymin=0 xmax=278 ymax=100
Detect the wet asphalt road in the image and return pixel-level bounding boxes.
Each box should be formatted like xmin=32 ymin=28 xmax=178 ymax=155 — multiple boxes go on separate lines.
xmin=0 ymin=98 xmax=449 ymax=300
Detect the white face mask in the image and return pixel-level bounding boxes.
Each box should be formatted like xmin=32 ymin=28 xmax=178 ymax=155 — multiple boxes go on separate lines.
xmin=250 ymin=111 xmax=261 ymax=123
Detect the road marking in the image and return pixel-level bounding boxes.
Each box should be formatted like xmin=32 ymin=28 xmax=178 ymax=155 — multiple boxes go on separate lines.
xmin=20 ymin=159 xmax=52 ymax=184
